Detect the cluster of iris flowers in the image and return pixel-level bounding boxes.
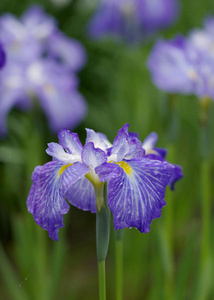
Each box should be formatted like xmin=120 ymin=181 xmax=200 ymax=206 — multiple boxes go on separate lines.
xmin=88 ymin=0 xmax=179 ymax=43
xmin=27 ymin=124 xmax=183 ymax=241
xmin=147 ymin=16 xmax=214 ymax=100
xmin=0 ymin=5 xmax=87 ymax=136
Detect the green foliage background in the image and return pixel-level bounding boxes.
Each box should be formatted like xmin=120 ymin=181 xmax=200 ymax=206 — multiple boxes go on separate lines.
xmin=0 ymin=0 xmax=214 ymax=299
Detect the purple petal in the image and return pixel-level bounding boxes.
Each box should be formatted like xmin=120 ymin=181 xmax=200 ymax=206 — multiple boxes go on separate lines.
xmin=0 ymin=42 xmax=6 ymax=68
xmin=66 ymin=177 xmax=96 ymax=213
xmin=46 ymin=142 xmax=76 ymax=163
xmin=154 ymin=147 xmax=168 ymax=158
xmin=169 ymin=164 xmax=183 ymax=190
xmin=142 ymin=132 xmax=158 ymax=152
xmin=82 ymin=142 xmax=107 ymax=171
xmin=38 ymin=89 xmax=87 ymax=133
xmin=21 ymin=4 xmax=56 ymax=41
xmin=95 ymin=162 xmax=122 ymax=182
xmin=109 ymin=123 xmax=144 ymax=161
xmin=27 ymin=161 xmax=88 ymax=240
xmin=48 ymin=32 xmax=87 ymax=72
xmin=58 ymin=129 xmax=83 ymax=155
xmin=147 ymin=37 xmax=198 ymax=94
xmin=105 ymin=158 xmax=174 ymax=233
xmin=86 ymin=128 xmax=112 ymax=151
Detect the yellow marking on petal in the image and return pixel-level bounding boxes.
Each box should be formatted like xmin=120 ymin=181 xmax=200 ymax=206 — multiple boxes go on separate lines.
xmin=116 ymin=161 xmax=132 ymax=175
xmin=146 ymin=149 xmax=159 ymax=156
xmin=58 ymin=164 xmax=73 ymax=177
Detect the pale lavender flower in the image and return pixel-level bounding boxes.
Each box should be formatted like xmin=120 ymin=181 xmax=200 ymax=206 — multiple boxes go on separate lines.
xmin=148 ymin=18 xmax=214 ymax=100
xmin=0 ymin=5 xmax=87 ymax=135
xmin=147 ymin=35 xmax=200 ymax=95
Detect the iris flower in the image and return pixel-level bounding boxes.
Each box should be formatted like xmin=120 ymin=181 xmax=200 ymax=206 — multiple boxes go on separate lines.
xmin=27 ymin=124 xmax=182 ymax=241
xmin=88 ymin=0 xmax=179 ymax=43
xmin=147 ymin=17 xmax=214 ymax=100
xmin=0 ymin=5 xmax=87 ymax=135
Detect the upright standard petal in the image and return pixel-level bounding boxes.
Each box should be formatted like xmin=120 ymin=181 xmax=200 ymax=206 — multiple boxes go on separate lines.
xmin=82 ymin=142 xmax=107 ymax=171
xmin=27 ymin=161 xmax=89 ymax=240
xmin=97 ymin=158 xmax=174 ymax=233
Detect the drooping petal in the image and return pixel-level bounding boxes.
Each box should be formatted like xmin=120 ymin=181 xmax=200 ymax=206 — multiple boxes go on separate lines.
xmin=27 ymin=161 xmax=89 ymax=240
xmin=66 ymin=176 xmax=96 ymax=213
xmin=104 ymin=158 xmax=174 ymax=233
xmin=82 ymin=142 xmax=107 ymax=171
xmin=169 ymin=164 xmax=183 ymax=190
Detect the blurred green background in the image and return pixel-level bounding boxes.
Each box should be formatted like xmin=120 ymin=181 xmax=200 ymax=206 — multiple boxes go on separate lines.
xmin=0 ymin=0 xmax=214 ymax=299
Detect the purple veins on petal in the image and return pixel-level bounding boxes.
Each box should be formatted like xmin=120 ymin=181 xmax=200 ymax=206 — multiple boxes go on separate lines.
xmin=105 ymin=158 xmax=174 ymax=233
xmin=82 ymin=142 xmax=107 ymax=171
xmin=66 ymin=177 xmax=96 ymax=213
xmin=58 ymin=128 xmax=83 ymax=155
xmin=27 ymin=160 xmax=89 ymax=241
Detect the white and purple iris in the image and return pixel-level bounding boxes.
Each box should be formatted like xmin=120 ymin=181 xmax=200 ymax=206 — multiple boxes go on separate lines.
xmin=0 ymin=5 xmax=87 ymax=135
xmin=147 ymin=16 xmax=214 ymax=100
xmin=27 ymin=124 xmax=183 ymax=241
xmin=87 ymin=0 xmax=179 ymax=43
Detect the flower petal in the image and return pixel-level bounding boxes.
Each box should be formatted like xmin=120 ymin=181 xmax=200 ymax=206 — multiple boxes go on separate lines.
xmin=86 ymin=128 xmax=112 ymax=151
xmin=27 ymin=161 xmax=88 ymax=240
xmin=58 ymin=128 xmax=83 ymax=155
xmin=65 ymin=177 xmax=96 ymax=213
xmin=169 ymin=164 xmax=183 ymax=190
xmin=106 ymin=158 xmax=174 ymax=233
xmin=82 ymin=142 xmax=107 ymax=171
xmin=142 ymin=132 xmax=158 ymax=152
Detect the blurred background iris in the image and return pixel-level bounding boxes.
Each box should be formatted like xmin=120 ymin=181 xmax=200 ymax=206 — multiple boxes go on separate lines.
xmin=0 ymin=0 xmax=214 ymax=300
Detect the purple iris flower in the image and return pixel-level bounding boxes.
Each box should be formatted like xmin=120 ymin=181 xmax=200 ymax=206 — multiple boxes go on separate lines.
xmin=27 ymin=124 xmax=177 ymax=241
xmin=0 ymin=42 xmax=6 ymax=68
xmin=148 ymin=17 xmax=214 ymax=100
xmin=88 ymin=0 xmax=179 ymax=43
xmin=142 ymin=132 xmax=183 ymax=190
xmin=147 ymin=35 xmax=201 ymax=95
xmin=0 ymin=5 xmax=87 ymax=135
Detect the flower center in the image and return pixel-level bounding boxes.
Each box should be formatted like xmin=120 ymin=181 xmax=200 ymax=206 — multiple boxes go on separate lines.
xmin=116 ymin=161 xmax=132 ymax=175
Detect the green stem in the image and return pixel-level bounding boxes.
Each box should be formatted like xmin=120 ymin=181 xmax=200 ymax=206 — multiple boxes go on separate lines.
xmin=95 ymin=183 xmax=110 ymax=300
xmin=115 ymin=229 xmax=124 ymax=300
xmin=98 ymin=260 xmax=106 ymax=300
xmin=201 ymin=160 xmax=211 ymax=265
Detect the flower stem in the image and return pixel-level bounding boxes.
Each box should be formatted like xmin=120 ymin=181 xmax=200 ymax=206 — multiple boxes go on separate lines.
xmin=201 ymin=160 xmax=211 ymax=265
xmin=95 ymin=182 xmax=110 ymax=300
xmin=115 ymin=229 xmax=124 ymax=300
xmin=98 ymin=260 xmax=106 ymax=300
